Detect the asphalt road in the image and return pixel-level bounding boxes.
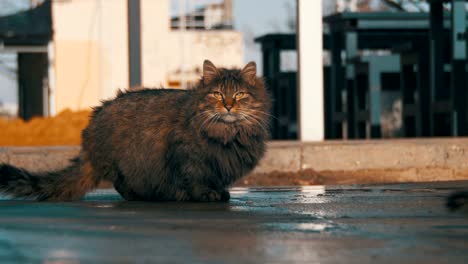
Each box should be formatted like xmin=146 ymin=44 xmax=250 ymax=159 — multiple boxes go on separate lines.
xmin=0 ymin=182 xmax=467 ymax=263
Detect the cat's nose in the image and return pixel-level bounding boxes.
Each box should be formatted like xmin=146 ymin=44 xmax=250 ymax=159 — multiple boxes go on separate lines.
xmin=225 ymin=105 xmax=233 ymax=112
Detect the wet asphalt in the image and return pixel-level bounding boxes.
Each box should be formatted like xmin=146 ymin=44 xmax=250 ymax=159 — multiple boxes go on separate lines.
xmin=0 ymin=181 xmax=467 ymax=263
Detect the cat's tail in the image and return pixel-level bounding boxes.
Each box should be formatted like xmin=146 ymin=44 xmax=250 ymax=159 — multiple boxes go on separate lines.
xmin=0 ymin=157 xmax=99 ymax=201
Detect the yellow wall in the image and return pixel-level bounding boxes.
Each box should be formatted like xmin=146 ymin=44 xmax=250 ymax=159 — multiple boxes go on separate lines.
xmin=54 ymin=41 xmax=102 ymax=111
xmin=52 ymin=0 xmax=129 ymax=112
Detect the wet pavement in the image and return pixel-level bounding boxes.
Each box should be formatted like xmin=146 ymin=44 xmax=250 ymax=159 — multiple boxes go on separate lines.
xmin=0 ymin=182 xmax=467 ymax=263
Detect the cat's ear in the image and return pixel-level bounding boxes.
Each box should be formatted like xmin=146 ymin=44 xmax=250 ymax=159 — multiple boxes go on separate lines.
xmin=241 ymin=61 xmax=257 ymax=86
xmin=203 ymin=60 xmax=219 ymax=85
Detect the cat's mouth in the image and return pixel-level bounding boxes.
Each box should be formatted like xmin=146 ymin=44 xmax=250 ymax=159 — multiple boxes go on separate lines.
xmin=220 ymin=114 xmax=238 ymax=123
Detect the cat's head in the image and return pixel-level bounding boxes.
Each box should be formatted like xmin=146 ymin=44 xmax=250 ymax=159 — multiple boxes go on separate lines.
xmin=192 ymin=60 xmax=271 ymax=136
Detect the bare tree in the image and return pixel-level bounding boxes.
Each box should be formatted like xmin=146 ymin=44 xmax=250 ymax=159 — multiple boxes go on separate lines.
xmin=285 ymin=1 xmax=296 ymax=32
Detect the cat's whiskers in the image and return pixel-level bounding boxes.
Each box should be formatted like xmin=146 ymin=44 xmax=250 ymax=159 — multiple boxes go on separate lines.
xmin=241 ymin=116 xmax=265 ymax=132
xmin=237 ymin=108 xmax=278 ymax=122
xmin=204 ymin=114 xmax=215 ymax=128
xmin=238 ymin=111 xmax=269 ymax=132
xmin=191 ymin=110 xmax=214 ymax=123
xmin=199 ymin=114 xmax=215 ymax=129
xmin=198 ymin=111 xmax=219 ymax=134
xmin=240 ymin=116 xmax=255 ymax=128
xmin=238 ymin=109 xmax=269 ymax=126
xmin=206 ymin=113 xmax=221 ymax=131
xmin=196 ymin=111 xmax=216 ymax=124
xmin=237 ymin=109 xmax=272 ymax=132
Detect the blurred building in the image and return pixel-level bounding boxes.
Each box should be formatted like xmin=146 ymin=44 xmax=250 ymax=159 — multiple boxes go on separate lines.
xmin=171 ymin=0 xmax=233 ymax=30
xmin=0 ymin=0 xmax=243 ymax=116
xmin=325 ymin=0 xmax=432 ymax=14
xmin=0 ymin=0 xmax=52 ymax=120
xmin=0 ymin=0 xmax=32 ymax=118
xmin=53 ymin=0 xmax=243 ymax=113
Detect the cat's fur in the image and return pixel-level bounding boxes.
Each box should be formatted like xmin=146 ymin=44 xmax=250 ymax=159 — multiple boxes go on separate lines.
xmin=0 ymin=60 xmax=271 ymax=202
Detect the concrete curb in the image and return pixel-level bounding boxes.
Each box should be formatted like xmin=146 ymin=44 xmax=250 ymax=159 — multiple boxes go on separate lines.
xmin=259 ymin=139 xmax=468 ymax=172
xmin=0 ymin=146 xmax=80 ymax=172
xmin=2 ymin=139 xmax=468 ymax=183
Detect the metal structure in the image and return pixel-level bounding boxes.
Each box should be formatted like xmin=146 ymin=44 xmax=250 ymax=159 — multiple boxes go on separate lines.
xmin=427 ymin=0 xmax=467 ymax=136
xmin=127 ymin=0 xmax=142 ymax=88
xmin=258 ymin=7 xmax=467 ymax=140
xmin=325 ymin=12 xmax=432 ymax=138
xmin=254 ymin=34 xmax=298 ymax=139
xmin=325 ymin=9 xmax=468 ymax=138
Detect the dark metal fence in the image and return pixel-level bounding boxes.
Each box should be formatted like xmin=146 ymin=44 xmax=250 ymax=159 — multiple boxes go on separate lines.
xmin=257 ymin=7 xmax=467 ymax=140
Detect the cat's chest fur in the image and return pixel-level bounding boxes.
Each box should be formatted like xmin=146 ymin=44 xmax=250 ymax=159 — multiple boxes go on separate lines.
xmin=201 ymin=135 xmax=262 ymax=183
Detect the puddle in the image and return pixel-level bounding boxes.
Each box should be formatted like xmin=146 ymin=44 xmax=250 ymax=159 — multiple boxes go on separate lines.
xmin=432 ymin=225 xmax=468 ymax=230
xmin=262 ymin=222 xmax=339 ymax=233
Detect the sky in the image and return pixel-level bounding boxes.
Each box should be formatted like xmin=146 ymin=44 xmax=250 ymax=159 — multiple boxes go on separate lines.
xmin=233 ymin=0 xmax=296 ymax=70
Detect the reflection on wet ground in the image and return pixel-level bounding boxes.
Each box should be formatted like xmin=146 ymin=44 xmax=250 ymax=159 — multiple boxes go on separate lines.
xmin=0 ymin=181 xmax=467 ymax=263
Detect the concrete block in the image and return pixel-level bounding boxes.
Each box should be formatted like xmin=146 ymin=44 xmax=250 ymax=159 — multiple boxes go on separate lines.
xmin=302 ymin=139 xmax=468 ymax=171
xmin=0 ymin=147 xmax=9 ymax=164
xmin=7 ymin=146 xmax=80 ymax=173
xmin=254 ymin=141 xmax=301 ymax=173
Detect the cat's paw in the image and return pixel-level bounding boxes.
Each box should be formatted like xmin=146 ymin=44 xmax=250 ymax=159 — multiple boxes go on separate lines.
xmin=175 ymin=189 xmax=191 ymax=201
xmin=199 ymin=190 xmax=230 ymax=202
xmin=198 ymin=190 xmax=221 ymax=202
xmin=190 ymin=187 xmax=229 ymax=202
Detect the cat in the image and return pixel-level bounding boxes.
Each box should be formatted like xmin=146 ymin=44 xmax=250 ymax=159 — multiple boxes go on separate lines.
xmin=0 ymin=60 xmax=271 ymax=202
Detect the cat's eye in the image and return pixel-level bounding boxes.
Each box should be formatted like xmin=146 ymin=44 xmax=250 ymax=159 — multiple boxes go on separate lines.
xmin=235 ymin=92 xmax=247 ymax=99
xmin=212 ymin=92 xmax=223 ymax=99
